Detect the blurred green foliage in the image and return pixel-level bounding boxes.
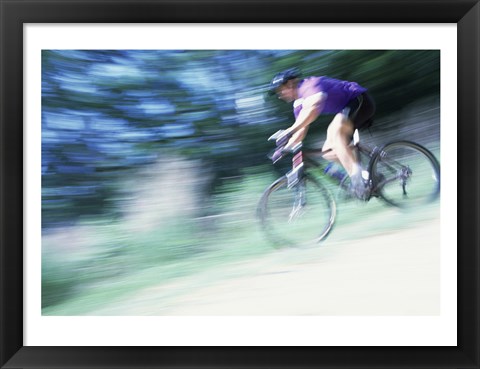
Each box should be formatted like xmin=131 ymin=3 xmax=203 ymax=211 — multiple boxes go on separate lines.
xmin=42 ymin=50 xmax=439 ymax=228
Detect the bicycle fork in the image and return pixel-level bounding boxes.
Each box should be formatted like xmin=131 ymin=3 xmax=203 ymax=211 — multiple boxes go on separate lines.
xmin=286 ymin=149 xmax=307 ymax=221
xmin=286 ymin=149 xmax=304 ymax=188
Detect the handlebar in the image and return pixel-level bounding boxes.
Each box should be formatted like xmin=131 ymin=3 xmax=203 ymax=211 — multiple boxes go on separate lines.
xmin=268 ymin=130 xmax=302 ymax=163
xmin=268 ymin=129 xmax=288 ymax=142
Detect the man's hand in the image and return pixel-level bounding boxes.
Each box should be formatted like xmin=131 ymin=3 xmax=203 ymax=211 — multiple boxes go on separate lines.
xmin=275 ymin=129 xmax=292 ymax=147
xmin=271 ymin=147 xmax=285 ymax=163
xmin=268 ymin=129 xmax=292 ymax=147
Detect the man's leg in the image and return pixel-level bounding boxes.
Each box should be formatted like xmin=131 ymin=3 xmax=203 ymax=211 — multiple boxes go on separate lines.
xmin=321 ymin=113 xmax=360 ymax=176
xmin=322 ymin=114 xmax=367 ymax=199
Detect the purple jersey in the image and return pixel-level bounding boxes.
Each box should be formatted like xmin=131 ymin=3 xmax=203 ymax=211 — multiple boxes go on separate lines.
xmin=293 ymin=76 xmax=367 ymax=119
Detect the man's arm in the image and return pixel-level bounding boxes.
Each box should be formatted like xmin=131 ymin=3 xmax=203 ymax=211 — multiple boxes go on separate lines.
xmin=283 ymin=92 xmax=326 ymax=148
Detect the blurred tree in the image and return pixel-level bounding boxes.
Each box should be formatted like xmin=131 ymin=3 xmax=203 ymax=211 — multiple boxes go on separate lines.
xmin=42 ymin=50 xmax=439 ymax=228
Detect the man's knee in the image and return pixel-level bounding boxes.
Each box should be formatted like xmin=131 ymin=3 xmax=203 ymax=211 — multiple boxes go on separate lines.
xmin=327 ymin=115 xmax=354 ymax=143
xmin=322 ymin=150 xmax=338 ymax=162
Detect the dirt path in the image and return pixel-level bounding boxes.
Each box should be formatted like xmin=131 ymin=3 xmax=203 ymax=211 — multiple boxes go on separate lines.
xmin=93 ymin=216 xmax=440 ymax=316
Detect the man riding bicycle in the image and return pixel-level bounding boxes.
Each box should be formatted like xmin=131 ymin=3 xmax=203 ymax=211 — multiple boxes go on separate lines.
xmin=268 ymin=68 xmax=376 ymax=199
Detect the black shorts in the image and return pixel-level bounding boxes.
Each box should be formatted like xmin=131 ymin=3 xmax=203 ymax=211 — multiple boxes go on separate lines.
xmin=341 ymin=92 xmax=376 ymax=130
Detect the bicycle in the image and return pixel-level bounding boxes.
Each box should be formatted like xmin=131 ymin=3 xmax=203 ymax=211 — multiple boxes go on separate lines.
xmin=257 ymin=129 xmax=441 ymax=248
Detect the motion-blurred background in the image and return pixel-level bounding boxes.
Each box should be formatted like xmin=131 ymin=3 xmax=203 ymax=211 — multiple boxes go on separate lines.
xmin=42 ymin=50 xmax=440 ymax=315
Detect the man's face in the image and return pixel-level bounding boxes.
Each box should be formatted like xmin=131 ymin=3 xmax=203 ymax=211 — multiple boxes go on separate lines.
xmin=275 ymin=79 xmax=297 ymax=103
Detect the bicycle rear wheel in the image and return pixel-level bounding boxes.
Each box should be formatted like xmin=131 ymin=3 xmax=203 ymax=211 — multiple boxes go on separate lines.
xmin=257 ymin=175 xmax=336 ymax=247
xmin=368 ymin=141 xmax=440 ymax=208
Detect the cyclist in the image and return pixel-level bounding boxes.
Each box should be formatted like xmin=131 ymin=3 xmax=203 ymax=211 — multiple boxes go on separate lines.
xmin=268 ymin=68 xmax=376 ymax=199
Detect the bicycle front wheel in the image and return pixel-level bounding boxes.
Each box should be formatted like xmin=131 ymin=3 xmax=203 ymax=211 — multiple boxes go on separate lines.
xmin=368 ymin=141 xmax=440 ymax=208
xmin=257 ymin=175 xmax=336 ymax=248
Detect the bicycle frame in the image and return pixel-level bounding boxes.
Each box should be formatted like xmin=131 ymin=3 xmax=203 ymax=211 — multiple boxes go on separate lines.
xmin=284 ymin=132 xmax=385 ymax=201
xmin=292 ymin=137 xmax=379 ymax=177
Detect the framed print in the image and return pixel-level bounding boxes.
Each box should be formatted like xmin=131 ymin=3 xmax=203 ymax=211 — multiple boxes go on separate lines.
xmin=1 ymin=0 xmax=479 ymax=368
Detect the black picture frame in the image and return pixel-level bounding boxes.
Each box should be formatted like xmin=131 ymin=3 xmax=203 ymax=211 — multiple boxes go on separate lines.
xmin=1 ymin=0 xmax=478 ymax=368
